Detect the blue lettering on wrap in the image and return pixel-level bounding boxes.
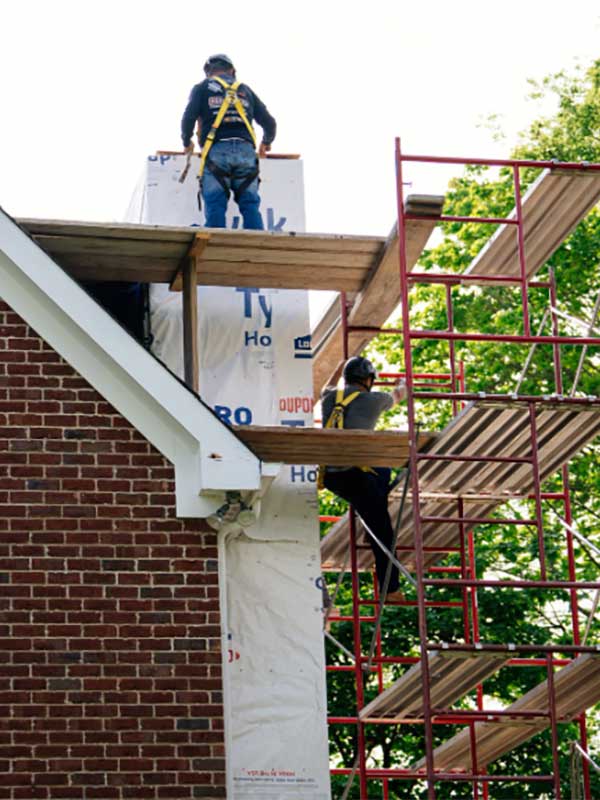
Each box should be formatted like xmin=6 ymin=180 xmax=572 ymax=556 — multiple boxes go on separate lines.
xmin=214 ymin=405 xmax=253 ymax=425
xmin=266 ymin=208 xmax=287 ymax=231
xmin=290 ymin=466 xmax=317 ymax=483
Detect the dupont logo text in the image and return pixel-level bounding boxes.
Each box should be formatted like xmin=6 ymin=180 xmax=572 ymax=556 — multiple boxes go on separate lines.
xmin=279 ymin=396 xmax=314 ymax=414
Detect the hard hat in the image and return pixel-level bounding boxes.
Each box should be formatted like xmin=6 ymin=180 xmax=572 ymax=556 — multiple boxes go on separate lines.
xmin=204 ymin=53 xmax=235 ymax=75
xmin=343 ymin=357 xmax=377 ymax=385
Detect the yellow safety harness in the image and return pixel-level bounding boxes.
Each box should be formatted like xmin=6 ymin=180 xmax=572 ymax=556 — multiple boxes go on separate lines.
xmin=317 ymin=388 xmax=376 ymax=491
xmin=198 ymin=76 xmax=257 ymax=181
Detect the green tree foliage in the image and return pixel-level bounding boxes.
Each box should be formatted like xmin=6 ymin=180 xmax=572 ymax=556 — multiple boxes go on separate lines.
xmin=323 ymin=59 xmax=600 ymax=799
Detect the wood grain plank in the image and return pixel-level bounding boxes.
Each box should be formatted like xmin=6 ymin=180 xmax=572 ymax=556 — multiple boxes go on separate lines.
xmin=18 ymin=218 xmax=197 ymax=242
xmin=31 ymin=234 xmax=188 ymax=259
xmin=233 ymin=426 xmax=434 ymax=466
xmin=205 ymin=230 xmax=385 ymax=254
xmin=321 ymin=402 xmax=600 ymax=572
xmin=312 ymin=215 xmax=442 ymax=399
xmin=49 ymin=254 xmax=179 ymax=283
xmin=192 ymin=264 xmax=366 ymax=292
xmin=182 ymin=259 xmax=199 ymax=392
xmin=413 ymin=654 xmax=600 ymax=771
xmin=199 ymin=246 xmax=377 ymax=268
xmin=360 ymin=652 xmax=506 ymax=721
xmin=465 ymin=170 xmax=600 ymax=280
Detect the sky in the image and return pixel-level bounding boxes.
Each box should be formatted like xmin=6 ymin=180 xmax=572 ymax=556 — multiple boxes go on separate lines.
xmin=2 ymin=0 xmax=600 ymax=237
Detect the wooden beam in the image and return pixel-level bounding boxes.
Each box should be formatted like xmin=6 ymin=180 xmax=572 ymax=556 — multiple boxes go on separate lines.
xmin=177 ymin=233 xmax=211 ymax=392
xmin=413 ymin=654 xmax=600 ymax=772
xmin=312 ymin=213 xmax=442 ymax=399
xmin=40 ymin=254 xmax=182 ymax=284
xmin=27 ymin=234 xmax=187 ymax=259
xmin=182 ymin=256 xmax=199 ymax=393
xmin=233 ymin=426 xmax=435 ymax=467
xmin=360 ymin=651 xmax=506 ymax=722
xmin=18 ymin=219 xmax=385 ymax=291
xmin=191 ymin=263 xmax=366 ymax=292
xmin=321 ymin=401 xmax=600 ymax=572
xmin=465 ymin=169 xmax=600 ymax=280
xmin=155 ymin=149 xmax=301 ymax=160
xmin=170 ymin=233 xmax=211 ymax=291
xmin=170 ymin=236 xmax=377 ymax=292
xmin=18 ymin=218 xmax=197 ymax=242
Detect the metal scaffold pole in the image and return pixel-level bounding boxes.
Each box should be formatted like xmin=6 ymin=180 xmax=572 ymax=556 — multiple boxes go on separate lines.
xmin=322 ymin=145 xmax=600 ymax=797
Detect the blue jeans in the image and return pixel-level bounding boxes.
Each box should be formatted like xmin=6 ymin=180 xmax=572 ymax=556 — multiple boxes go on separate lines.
xmin=201 ymin=139 xmax=264 ymax=230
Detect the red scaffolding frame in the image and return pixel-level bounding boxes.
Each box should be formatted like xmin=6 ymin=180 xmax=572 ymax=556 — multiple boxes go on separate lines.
xmin=323 ymin=142 xmax=600 ymax=799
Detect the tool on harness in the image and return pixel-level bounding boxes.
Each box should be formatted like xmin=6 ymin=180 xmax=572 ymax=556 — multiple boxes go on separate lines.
xmin=317 ymin=388 xmax=377 ymax=491
xmin=197 ymin=76 xmax=258 ymax=196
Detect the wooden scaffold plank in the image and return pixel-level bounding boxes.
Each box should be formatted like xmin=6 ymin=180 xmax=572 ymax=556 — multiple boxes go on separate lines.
xmin=233 ymin=426 xmax=435 ymax=467
xmin=321 ymin=401 xmax=600 ymax=572
xmin=412 ymin=654 xmax=600 ymax=772
xmin=359 ymin=651 xmax=507 ymax=722
xmin=311 ymin=198 xmax=444 ymax=398
xmin=18 ymin=218 xmax=386 ymax=293
xmin=465 ymin=169 xmax=600 ymax=281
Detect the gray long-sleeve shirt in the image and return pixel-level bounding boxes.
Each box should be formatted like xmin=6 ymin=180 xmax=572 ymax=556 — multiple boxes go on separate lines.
xmin=321 ymin=384 xmax=393 ymax=431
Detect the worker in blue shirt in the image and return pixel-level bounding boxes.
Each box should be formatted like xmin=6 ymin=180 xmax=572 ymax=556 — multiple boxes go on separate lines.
xmin=322 ymin=357 xmax=407 ymax=602
xmin=181 ymin=54 xmax=277 ymax=230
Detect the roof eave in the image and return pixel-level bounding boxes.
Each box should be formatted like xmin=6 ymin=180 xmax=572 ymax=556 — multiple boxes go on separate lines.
xmin=0 ymin=208 xmax=261 ymax=517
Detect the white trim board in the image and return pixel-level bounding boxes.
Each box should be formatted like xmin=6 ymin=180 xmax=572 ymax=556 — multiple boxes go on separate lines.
xmin=0 ymin=208 xmax=261 ymax=516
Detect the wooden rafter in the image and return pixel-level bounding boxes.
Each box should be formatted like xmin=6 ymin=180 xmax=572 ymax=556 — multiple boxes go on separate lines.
xmin=311 ymin=211 xmax=443 ymax=399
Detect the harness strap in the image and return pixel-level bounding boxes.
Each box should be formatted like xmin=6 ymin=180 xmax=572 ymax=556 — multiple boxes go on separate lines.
xmin=232 ymin=166 xmax=260 ymax=202
xmin=205 ymin=158 xmax=231 ymax=193
xmin=198 ymin=77 xmax=257 ymax=180
xmin=324 ymin=389 xmax=361 ymax=430
xmin=317 ymin=389 xmax=377 ymax=490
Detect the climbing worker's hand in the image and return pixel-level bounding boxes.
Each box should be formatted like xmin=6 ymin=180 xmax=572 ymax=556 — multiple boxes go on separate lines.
xmin=183 ymin=143 xmax=194 ymax=156
xmin=258 ymin=141 xmax=271 ymax=158
xmin=392 ymin=379 xmax=407 ymax=405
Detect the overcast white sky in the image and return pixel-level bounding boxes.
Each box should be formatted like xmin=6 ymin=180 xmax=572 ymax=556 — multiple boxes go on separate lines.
xmin=2 ymin=0 xmax=599 ymax=236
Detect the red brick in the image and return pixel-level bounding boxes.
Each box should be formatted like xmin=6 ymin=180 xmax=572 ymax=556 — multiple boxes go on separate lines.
xmin=0 ymin=306 xmax=224 ymax=790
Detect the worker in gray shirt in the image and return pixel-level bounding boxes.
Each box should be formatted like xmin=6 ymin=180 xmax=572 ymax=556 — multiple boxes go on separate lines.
xmin=321 ymin=357 xmax=406 ymax=602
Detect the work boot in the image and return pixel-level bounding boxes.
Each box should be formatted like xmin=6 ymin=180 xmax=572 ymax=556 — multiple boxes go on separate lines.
xmin=384 ymin=590 xmax=406 ymax=604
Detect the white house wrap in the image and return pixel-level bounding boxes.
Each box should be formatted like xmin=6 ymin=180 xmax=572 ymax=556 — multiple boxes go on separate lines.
xmin=126 ymin=153 xmax=330 ymax=799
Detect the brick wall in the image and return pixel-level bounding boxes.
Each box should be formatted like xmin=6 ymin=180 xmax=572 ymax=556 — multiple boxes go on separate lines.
xmin=0 ymin=302 xmax=226 ymax=799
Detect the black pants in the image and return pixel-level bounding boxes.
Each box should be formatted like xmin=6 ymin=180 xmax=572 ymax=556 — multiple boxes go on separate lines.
xmin=323 ymin=467 xmax=400 ymax=594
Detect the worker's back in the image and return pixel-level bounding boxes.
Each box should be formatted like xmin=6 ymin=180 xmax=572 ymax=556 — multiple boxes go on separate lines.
xmin=321 ymin=384 xmax=393 ymax=431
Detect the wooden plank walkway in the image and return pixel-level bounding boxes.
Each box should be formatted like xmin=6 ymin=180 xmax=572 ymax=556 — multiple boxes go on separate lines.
xmin=321 ymin=401 xmax=600 ymax=572
xmin=17 ymin=212 xmax=439 ymax=393
xmin=233 ymin=426 xmax=435 ymax=467
xmin=311 ymin=168 xmax=600 ymax=398
xmin=412 ymin=654 xmax=600 ymax=772
xmin=465 ymin=169 xmax=600 ymax=281
xmin=18 ymin=218 xmax=385 ymax=292
xmin=359 ymin=651 xmax=507 ymax=722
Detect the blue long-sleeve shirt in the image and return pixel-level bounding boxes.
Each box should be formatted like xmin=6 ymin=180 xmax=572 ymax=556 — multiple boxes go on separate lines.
xmin=181 ymin=74 xmax=276 ymax=148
